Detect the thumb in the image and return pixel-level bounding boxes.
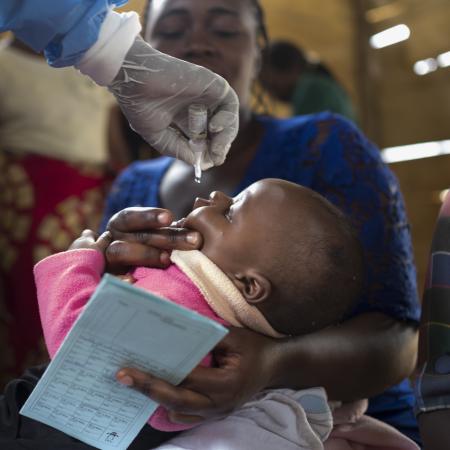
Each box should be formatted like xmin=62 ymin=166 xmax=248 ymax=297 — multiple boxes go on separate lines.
xmin=96 ymin=231 xmax=112 ymax=253
xmin=213 ymin=328 xmax=242 ymax=355
xmin=147 ymin=128 xmax=196 ymax=165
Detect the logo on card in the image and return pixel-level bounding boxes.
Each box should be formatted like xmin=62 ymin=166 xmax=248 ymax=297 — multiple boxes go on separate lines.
xmin=106 ymin=431 xmax=119 ymax=442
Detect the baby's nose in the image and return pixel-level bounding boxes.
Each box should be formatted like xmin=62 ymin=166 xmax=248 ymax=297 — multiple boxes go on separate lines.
xmin=193 ymin=197 xmax=210 ymax=209
xmin=210 ymin=191 xmax=232 ymax=206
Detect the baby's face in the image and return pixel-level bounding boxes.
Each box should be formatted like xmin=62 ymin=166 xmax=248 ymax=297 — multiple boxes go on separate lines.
xmin=181 ymin=179 xmax=291 ymax=273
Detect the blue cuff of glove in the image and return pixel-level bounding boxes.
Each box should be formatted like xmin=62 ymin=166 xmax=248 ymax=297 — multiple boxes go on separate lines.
xmin=75 ymin=9 xmax=141 ymax=86
xmin=44 ymin=0 xmax=128 ymax=68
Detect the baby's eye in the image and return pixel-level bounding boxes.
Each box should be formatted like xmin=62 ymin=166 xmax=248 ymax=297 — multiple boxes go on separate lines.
xmin=224 ymin=207 xmax=232 ymax=222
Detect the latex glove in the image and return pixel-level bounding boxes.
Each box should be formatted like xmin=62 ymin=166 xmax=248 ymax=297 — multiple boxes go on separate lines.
xmin=108 ymin=35 xmax=239 ymax=169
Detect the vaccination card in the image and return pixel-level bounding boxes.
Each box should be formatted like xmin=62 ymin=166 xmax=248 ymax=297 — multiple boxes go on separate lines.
xmin=20 ymin=274 xmax=228 ymax=450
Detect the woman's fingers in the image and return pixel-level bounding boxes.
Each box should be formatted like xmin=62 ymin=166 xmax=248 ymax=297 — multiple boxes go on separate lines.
xmin=167 ymin=411 xmax=205 ymax=425
xmin=105 ymin=227 xmax=203 ymax=268
xmin=113 ymin=328 xmax=277 ymax=424
xmin=104 ymin=207 xmax=203 ymax=269
xmin=106 ymin=241 xmax=171 ymax=268
xmin=110 ymin=228 xmax=202 ymax=250
xmin=116 ymin=368 xmax=213 ymax=417
xmin=106 ymin=207 xmax=202 ymax=256
xmin=107 ymin=207 xmax=173 ymax=233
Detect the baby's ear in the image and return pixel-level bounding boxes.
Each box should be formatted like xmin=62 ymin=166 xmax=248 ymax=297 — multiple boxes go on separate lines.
xmin=231 ymin=270 xmax=271 ymax=304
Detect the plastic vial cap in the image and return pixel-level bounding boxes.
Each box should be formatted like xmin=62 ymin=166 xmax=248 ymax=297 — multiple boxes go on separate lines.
xmin=188 ymin=104 xmax=208 ymax=136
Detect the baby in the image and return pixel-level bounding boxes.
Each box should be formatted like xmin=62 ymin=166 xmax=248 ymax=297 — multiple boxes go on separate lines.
xmin=34 ymin=179 xmax=417 ymax=449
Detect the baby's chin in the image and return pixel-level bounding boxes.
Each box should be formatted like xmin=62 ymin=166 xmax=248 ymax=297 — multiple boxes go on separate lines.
xmin=171 ymin=216 xmax=198 ymax=233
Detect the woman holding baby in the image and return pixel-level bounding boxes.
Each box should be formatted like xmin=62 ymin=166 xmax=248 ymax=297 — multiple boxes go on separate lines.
xmin=102 ymin=0 xmax=421 ymax=446
xmin=0 ymin=0 xmax=421 ymax=448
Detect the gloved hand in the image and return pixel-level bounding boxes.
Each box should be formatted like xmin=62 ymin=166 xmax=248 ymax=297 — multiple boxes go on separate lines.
xmin=108 ymin=35 xmax=239 ymax=169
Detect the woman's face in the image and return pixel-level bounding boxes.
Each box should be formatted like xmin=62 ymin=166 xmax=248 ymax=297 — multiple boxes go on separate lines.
xmin=144 ymin=0 xmax=261 ymax=108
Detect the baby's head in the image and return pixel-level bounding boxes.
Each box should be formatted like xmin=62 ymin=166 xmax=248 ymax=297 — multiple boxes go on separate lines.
xmin=183 ymin=179 xmax=364 ymax=336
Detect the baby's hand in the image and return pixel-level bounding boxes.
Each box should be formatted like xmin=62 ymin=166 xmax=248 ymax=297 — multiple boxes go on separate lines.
xmin=69 ymin=229 xmax=112 ymax=254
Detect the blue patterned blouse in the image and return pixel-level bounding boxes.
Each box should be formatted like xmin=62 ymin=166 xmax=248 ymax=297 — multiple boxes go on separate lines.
xmin=102 ymin=113 xmax=421 ymax=443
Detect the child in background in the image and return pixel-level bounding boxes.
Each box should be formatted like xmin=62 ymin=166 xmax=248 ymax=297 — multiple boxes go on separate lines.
xmin=34 ymin=179 xmax=417 ymax=449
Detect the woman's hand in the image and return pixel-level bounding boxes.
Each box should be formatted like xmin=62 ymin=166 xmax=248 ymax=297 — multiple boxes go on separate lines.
xmin=116 ymin=327 xmax=279 ymax=424
xmin=105 ymin=207 xmax=203 ymax=270
xmin=116 ymin=313 xmax=418 ymax=416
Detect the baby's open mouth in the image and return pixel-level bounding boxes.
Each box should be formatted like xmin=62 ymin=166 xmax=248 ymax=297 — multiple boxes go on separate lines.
xmin=170 ymin=218 xmax=187 ymax=228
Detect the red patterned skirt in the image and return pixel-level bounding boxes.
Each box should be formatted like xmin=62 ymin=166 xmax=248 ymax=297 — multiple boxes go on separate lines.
xmin=0 ymin=151 xmax=109 ymax=387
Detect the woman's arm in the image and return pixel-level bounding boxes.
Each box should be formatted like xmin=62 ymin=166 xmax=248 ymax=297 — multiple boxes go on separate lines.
xmin=270 ymin=312 xmax=418 ymax=400
xmin=301 ymin=117 xmax=420 ymax=395
xmin=116 ymin=312 xmax=417 ymax=424
xmin=0 ymin=0 xmax=129 ymax=66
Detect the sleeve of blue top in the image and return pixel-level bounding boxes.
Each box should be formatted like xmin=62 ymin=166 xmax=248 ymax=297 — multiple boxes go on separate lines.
xmin=0 ymin=0 xmax=128 ymax=67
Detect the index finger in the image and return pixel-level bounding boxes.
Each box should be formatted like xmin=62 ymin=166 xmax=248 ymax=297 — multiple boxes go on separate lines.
xmin=110 ymin=227 xmax=202 ymax=250
xmin=116 ymin=368 xmax=213 ymax=416
xmin=106 ymin=207 xmax=173 ymax=233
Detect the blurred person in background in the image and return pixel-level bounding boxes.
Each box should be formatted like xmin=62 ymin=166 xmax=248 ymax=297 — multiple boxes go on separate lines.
xmin=415 ymin=191 xmax=450 ymax=450
xmin=260 ymin=40 xmax=357 ymax=122
xmin=0 ymin=36 xmax=114 ymax=385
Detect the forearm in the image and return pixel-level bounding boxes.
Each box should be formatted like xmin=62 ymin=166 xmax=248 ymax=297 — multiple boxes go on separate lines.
xmin=34 ymin=249 xmax=104 ymax=357
xmin=269 ymin=312 xmax=418 ymax=401
xmin=0 ymin=1 xmax=139 ymax=76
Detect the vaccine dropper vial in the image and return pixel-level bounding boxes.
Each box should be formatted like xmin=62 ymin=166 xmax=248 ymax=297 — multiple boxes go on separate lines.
xmin=188 ymin=104 xmax=208 ymax=183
